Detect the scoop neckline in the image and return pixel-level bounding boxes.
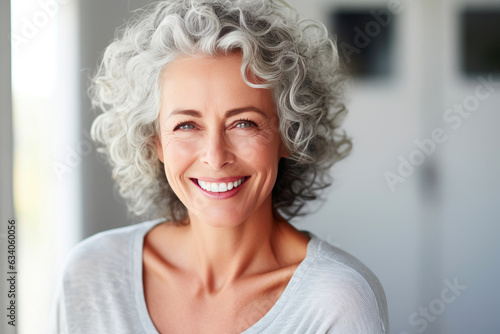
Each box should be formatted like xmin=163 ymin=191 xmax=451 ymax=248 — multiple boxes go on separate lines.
xmin=133 ymin=219 xmax=320 ymax=333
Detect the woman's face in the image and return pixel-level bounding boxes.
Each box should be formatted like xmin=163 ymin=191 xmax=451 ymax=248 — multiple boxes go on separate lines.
xmin=156 ymin=52 xmax=287 ymax=227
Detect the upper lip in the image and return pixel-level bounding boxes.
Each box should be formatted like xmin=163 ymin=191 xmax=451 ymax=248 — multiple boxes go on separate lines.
xmin=191 ymin=176 xmax=249 ymax=183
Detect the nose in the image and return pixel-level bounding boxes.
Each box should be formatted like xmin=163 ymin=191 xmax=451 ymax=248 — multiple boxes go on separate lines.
xmin=200 ymin=130 xmax=235 ymax=170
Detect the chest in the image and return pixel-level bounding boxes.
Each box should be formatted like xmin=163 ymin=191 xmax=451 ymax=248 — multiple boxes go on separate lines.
xmin=143 ymin=269 xmax=294 ymax=334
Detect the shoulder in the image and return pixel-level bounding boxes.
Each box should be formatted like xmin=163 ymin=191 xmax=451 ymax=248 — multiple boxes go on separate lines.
xmin=49 ymin=219 xmax=164 ymax=333
xmin=313 ymin=238 xmax=386 ymax=299
xmin=300 ymin=233 xmax=389 ymax=333
xmin=61 ymin=218 xmax=164 ymax=277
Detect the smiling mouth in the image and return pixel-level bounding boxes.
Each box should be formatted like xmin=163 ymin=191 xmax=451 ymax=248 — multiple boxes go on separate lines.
xmin=192 ymin=177 xmax=248 ymax=193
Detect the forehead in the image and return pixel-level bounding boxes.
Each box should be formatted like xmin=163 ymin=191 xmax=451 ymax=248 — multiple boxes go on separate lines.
xmin=159 ymin=53 xmax=275 ymax=115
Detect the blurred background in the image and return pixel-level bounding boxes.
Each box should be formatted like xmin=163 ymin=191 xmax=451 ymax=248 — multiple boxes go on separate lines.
xmin=1 ymin=0 xmax=500 ymax=333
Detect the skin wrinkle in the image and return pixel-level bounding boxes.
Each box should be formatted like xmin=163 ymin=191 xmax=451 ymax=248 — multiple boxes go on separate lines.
xmin=156 ymin=52 xmax=284 ymax=226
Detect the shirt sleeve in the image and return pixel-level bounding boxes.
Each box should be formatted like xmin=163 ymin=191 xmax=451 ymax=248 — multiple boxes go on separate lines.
xmin=324 ymin=273 xmax=388 ymax=334
xmin=311 ymin=243 xmax=389 ymax=334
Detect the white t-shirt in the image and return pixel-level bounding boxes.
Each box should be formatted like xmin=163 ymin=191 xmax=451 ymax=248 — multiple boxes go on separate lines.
xmin=48 ymin=218 xmax=389 ymax=333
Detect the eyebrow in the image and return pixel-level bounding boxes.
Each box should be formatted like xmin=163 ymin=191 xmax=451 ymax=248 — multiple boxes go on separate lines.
xmin=168 ymin=106 xmax=268 ymax=119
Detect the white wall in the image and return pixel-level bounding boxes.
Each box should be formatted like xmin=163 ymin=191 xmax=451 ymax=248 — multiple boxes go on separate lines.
xmin=289 ymin=0 xmax=500 ymax=333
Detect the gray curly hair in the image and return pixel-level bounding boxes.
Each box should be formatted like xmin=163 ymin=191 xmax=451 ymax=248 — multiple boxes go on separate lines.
xmin=90 ymin=0 xmax=352 ymax=223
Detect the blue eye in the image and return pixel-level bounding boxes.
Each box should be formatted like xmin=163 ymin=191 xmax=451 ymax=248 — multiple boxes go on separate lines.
xmin=235 ymin=120 xmax=256 ymax=128
xmin=174 ymin=123 xmax=195 ymax=131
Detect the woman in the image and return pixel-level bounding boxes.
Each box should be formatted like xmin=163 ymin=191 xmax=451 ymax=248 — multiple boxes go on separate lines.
xmin=50 ymin=0 xmax=388 ymax=333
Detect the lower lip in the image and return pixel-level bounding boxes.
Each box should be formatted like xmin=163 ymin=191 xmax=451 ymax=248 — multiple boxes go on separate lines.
xmin=191 ymin=177 xmax=249 ymax=200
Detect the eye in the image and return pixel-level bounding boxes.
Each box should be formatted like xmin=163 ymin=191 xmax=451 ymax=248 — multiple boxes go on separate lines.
xmin=235 ymin=119 xmax=257 ymax=129
xmin=173 ymin=122 xmax=195 ymax=131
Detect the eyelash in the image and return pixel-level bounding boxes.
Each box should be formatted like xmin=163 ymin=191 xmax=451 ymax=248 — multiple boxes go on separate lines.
xmin=173 ymin=119 xmax=258 ymax=131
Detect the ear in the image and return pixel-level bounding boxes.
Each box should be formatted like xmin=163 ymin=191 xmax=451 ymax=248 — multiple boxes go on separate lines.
xmin=155 ymin=135 xmax=164 ymax=163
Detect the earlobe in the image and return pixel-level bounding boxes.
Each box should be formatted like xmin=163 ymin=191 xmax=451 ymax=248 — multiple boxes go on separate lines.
xmin=155 ymin=135 xmax=164 ymax=163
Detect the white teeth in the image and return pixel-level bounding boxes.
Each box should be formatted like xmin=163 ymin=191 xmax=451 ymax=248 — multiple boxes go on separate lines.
xmin=197 ymin=177 xmax=246 ymax=193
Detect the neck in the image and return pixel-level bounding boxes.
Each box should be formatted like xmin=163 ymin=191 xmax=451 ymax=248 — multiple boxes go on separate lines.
xmin=184 ymin=198 xmax=286 ymax=294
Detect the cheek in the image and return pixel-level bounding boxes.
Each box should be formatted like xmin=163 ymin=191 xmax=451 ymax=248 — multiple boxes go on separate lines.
xmin=164 ymin=139 xmax=196 ymax=157
xmin=162 ymin=137 xmax=199 ymax=176
xmin=231 ymin=130 xmax=281 ymax=167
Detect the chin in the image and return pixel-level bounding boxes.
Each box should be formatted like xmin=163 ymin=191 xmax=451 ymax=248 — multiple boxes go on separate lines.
xmin=188 ymin=206 xmax=251 ymax=228
xmin=183 ymin=189 xmax=271 ymax=228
